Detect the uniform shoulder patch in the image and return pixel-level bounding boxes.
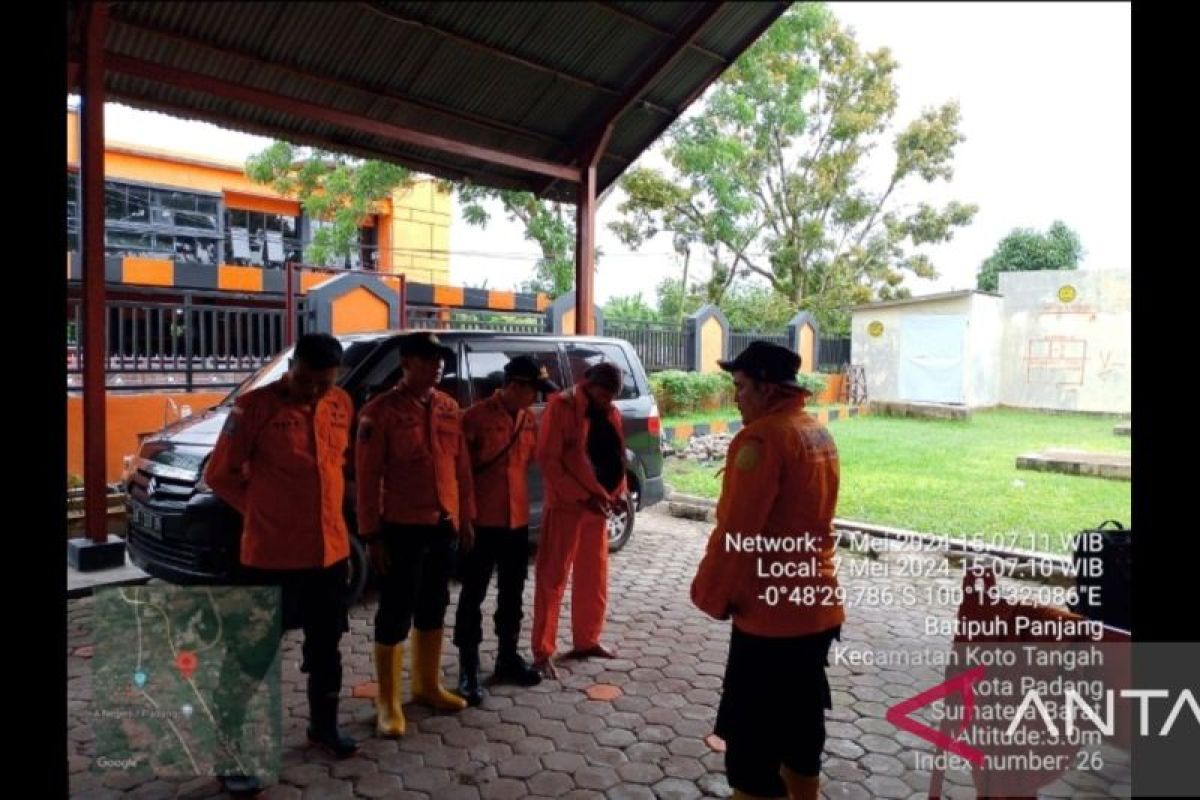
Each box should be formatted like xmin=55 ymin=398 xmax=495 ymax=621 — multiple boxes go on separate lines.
xmin=733 ymin=439 xmax=762 ymax=472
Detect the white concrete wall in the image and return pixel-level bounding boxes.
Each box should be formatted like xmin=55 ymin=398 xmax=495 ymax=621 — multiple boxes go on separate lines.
xmin=852 ymin=295 xmax=973 ymax=405
xmin=999 ymin=269 xmax=1131 ymax=414
xmin=964 ymin=294 xmax=1005 ymax=407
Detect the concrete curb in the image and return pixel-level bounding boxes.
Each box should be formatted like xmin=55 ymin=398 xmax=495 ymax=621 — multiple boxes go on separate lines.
xmin=662 ymin=405 xmax=869 ymax=444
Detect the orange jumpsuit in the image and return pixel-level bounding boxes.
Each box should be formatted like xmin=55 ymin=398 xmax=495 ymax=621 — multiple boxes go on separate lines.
xmin=691 ymin=394 xmax=844 ymax=636
xmin=531 ymin=383 xmax=626 ymax=662
xmin=204 ymin=378 xmax=353 ymax=570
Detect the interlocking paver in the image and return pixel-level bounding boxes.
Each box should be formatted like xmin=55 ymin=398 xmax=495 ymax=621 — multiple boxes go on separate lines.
xmin=67 ymin=507 xmax=1133 ymax=799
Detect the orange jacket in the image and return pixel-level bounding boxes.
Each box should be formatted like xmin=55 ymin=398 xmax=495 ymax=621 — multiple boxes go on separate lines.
xmin=536 ymin=382 xmax=626 ymax=511
xmin=355 ymin=386 xmax=474 ymax=536
xmin=204 ymin=379 xmax=352 ymax=570
xmin=691 ymin=396 xmax=844 ymax=637
xmin=463 ymin=391 xmax=538 ymax=529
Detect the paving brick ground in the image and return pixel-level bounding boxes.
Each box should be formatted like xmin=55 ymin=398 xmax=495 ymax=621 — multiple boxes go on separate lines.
xmin=68 ymin=507 xmax=1132 ymax=798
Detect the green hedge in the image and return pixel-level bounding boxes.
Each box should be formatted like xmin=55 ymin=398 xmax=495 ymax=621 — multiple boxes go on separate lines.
xmin=650 ymin=369 xmax=828 ymax=414
xmin=795 ymin=372 xmax=828 ymax=395
xmin=649 ymin=371 xmax=733 ymax=415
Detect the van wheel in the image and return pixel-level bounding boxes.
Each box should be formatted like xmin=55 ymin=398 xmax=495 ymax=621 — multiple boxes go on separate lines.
xmin=344 ymin=534 xmax=369 ymax=606
xmin=606 ymin=489 xmax=637 ymax=553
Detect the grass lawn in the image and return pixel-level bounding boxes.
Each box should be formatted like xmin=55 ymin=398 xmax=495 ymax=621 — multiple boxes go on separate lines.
xmin=664 ymin=408 xmax=1131 ymax=554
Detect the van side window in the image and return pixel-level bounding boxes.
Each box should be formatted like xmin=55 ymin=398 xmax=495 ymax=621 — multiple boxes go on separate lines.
xmin=465 ymin=348 xmax=563 ymax=404
xmin=564 ymin=344 xmax=639 ymax=399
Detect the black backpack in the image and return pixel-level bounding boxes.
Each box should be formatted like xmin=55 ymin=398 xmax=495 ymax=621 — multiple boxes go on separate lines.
xmin=1069 ymin=520 xmax=1131 ymax=632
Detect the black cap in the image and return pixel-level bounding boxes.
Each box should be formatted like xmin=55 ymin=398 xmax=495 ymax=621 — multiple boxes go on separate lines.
xmin=398 ymin=331 xmax=455 ymax=359
xmin=584 ymin=361 xmax=623 ymax=394
xmin=718 ymin=341 xmax=805 ymax=390
xmin=504 ymin=355 xmax=560 ymax=394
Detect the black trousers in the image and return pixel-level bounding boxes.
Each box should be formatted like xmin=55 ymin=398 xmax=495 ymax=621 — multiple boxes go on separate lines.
xmin=717 ymin=624 xmax=841 ymax=797
xmin=453 ymin=525 xmax=531 ymax=652
xmin=215 ymin=560 xmax=350 ymax=749
xmin=375 ymin=521 xmax=455 ymax=645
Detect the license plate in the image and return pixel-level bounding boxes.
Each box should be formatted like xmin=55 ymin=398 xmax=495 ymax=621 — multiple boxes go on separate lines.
xmin=134 ymin=508 xmax=163 ymax=538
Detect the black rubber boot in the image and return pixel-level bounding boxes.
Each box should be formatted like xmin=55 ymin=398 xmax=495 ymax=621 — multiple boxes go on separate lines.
xmin=306 ymin=691 xmax=358 ymax=759
xmin=219 ymin=775 xmax=265 ymax=796
xmin=456 ymin=647 xmax=485 ymax=706
xmin=492 ymin=643 xmax=542 ymax=687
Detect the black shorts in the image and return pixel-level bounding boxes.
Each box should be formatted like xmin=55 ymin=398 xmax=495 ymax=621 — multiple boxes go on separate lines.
xmin=716 ymin=624 xmax=841 ymax=796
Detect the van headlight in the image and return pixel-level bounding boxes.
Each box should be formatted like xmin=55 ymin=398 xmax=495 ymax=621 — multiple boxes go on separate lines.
xmin=194 ymin=458 xmax=213 ymax=494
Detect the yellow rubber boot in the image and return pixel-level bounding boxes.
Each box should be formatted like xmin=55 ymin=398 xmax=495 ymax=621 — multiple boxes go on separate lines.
xmin=410 ymin=629 xmax=467 ymax=711
xmin=780 ymin=766 xmax=819 ymax=800
xmin=373 ymin=643 xmax=406 ymax=737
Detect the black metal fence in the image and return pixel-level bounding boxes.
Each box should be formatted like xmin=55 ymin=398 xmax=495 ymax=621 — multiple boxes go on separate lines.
xmin=605 ymin=319 xmax=688 ymax=372
xmin=65 ymin=291 xmax=859 ymax=390
xmin=67 ymin=292 xmax=293 ymax=391
xmin=729 ymin=330 xmax=789 ymax=356
xmin=407 ymin=306 xmax=545 ymax=333
xmin=817 ymin=336 xmax=852 ymax=371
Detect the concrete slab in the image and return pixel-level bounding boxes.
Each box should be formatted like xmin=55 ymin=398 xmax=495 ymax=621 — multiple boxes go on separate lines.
xmin=869 ymin=401 xmax=971 ymax=421
xmin=1016 ymin=449 xmax=1131 ymax=481
xmin=66 ymin=549 xmax=150 ymax=598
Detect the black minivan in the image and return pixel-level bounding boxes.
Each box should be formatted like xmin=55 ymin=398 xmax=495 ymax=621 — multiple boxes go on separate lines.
xmin=123 ymin=331 xmax=666 ymax=604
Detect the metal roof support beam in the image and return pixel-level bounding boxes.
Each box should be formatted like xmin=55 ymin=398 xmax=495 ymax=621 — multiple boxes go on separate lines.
xmin=575 ymin=162 xmax=597 ymax=336
xmin=590 ymin=2 xmax=728 ymax=65
xmin=81 ymin=1 xmax=110 ymax=545
xmin=540 ymin=4 xmax=723 ymax=200
xmin=359 ymin=2 xmax=673 ymax=118
xmin=630 ymin=5 xmax=786 ymax=187
xmin=108 ymin=19 xmax=575 ymax=158
xmin=99 ymin=53 xmax=580 ymax=183
xmin=587 ymin=2 xmax=725 ymax=144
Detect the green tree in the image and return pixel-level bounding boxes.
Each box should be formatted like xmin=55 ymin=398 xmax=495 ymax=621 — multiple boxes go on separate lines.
xmin=655 ymin=277 xmax=706 ymax=322
xmin=604 ymin=292 xmax=660 ymax=322
xmin=245 ymin=142 xmax=411 ymax=266
xmin=454 ymin=184 xmax=598 ymax=299
xmin=611 ymin=3 xmax=977 ymax=334
xmin=655 ymin=277 xmax=794 ymax=331
xmin=719 ymin=283 xmax=797 ymax=331
xmin=976 ymin=221 xmax=1084 ymax=291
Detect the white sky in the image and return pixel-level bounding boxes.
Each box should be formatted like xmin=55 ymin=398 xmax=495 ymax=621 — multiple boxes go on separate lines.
xmin=80 ymin=2 xmax=1130 ymax=304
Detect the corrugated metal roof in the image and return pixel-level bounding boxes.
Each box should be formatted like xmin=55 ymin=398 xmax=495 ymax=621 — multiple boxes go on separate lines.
xmin=68 ymin=1 xmax=789 ymax=202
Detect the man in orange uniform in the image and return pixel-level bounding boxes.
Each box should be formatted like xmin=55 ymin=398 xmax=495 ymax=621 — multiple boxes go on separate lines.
xmin=453 ymin=356 xmax=559 ymax=704
xmin=205 ymin=333 xmax=358 ymax=794
xmin=356 ymin=332 xmax=474 ymax=737
xmin=691 ymin=342 xmax=844 ymax=800
xmin=531 ymin=361 xmax=626 ymax=678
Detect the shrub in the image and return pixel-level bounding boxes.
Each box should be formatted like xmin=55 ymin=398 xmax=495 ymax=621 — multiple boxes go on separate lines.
xmin=649 ymin=370 xmax=734 ymax=415
xmin=795 ymin=372 xmax=828 ymax=396
xmin=651 ymin=370 xmax=825 ymax=413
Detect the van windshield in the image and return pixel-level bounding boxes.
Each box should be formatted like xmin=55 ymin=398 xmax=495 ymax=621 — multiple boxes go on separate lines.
xmin=219 ymin=338 xmax=382 ymax=405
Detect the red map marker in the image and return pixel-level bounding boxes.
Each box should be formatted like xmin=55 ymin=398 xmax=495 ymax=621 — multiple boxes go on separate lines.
xmin=175 ymin=650 xmax=198 ymax=681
